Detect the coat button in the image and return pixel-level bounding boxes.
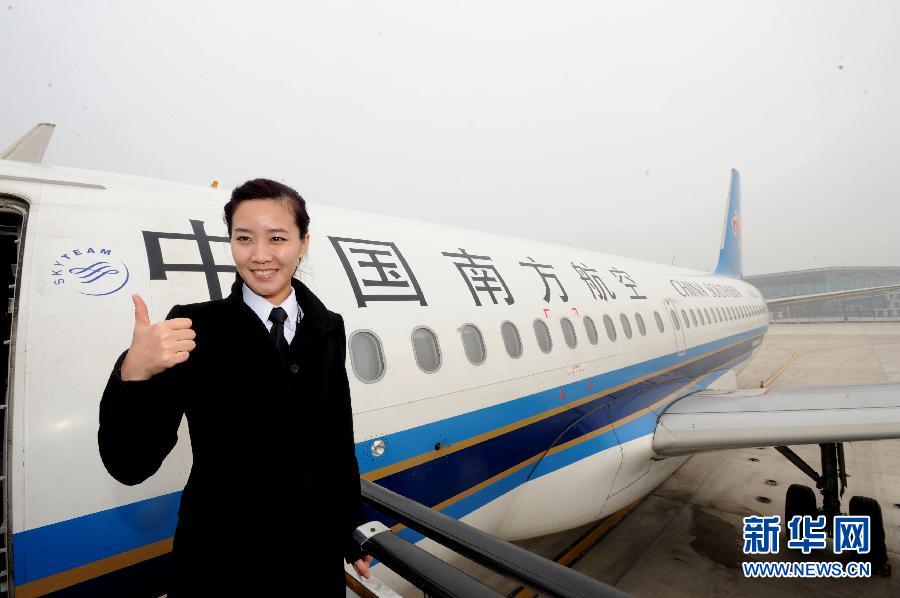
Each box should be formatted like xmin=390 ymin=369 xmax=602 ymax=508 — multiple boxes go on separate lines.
xmin=290 ymin=363 xmax=299 ymax=374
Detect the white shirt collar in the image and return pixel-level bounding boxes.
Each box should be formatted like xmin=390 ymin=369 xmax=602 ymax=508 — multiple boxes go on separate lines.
xmin=242 ymin=282 xmax=302 ymax=336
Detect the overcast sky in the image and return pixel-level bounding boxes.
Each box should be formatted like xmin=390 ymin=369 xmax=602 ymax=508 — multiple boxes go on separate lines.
xmin=3 ymin=1 xmax=898 ymax=275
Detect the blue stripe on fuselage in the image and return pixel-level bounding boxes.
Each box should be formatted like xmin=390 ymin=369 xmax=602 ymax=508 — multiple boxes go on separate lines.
xmin=373 ymin=328 xmax=762 ymax=511
xmin=354 ymin=327 xmax=765 ymax=473
xmin=13 ymin=326 xmax=765 ymax=587
xmin=13 ymin=491 xmax=180 ymax=586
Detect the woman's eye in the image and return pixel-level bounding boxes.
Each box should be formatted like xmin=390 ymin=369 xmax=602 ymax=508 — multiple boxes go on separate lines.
xmin=236 ymin=236 xmax=250 ymax=242
xmin=272 ymin=236 xmax=286 ymax=242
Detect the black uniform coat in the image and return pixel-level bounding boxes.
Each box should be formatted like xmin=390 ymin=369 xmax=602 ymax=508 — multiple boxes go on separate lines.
xmin=98 ymin=274 xmax=366 ymax=596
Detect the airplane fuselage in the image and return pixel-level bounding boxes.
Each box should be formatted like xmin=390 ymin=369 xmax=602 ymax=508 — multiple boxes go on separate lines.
xmin=0 ymin=159 xmax=767 ymax=596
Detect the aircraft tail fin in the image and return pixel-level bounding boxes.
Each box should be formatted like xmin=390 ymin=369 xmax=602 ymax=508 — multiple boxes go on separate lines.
xmin=1 ymin=123 xmax=56 ymax=163
xmin=713 ymin=168 xmax=742 ymax=278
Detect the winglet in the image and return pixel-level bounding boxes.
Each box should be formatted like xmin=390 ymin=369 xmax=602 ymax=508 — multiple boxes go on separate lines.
xmin=1 ymin=123 xmax=56 ymax=163
xmin=713 ymin=168 xmax=742 ymax=278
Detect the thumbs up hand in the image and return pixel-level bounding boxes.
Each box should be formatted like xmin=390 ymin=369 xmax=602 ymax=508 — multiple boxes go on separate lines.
xmin=120 ymin=294 xmax=197 ymax=381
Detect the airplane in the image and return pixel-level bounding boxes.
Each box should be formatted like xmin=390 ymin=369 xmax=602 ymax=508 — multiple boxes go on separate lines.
xmin=1 ymin=123 xmax=899 ymax=597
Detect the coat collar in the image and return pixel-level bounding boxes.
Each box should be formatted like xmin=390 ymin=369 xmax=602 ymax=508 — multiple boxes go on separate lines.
xmin=227 ymin=272 xmax=336 ymax=342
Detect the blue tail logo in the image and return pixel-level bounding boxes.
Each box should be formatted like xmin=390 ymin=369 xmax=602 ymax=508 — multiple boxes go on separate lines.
xmin=714 ymin=169 xmax=742 ymax=278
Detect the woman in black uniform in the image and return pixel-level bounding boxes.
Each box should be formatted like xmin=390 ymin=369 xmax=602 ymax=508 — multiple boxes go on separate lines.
xmin=99 ymin=179 xmax=371 ymax=596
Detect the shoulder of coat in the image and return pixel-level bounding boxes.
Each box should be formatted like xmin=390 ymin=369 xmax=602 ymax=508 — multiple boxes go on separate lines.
xmin=173 ymin=298 xmax=231 ymax=321
xmin=327 ymin=310 xmax=345 ymax=332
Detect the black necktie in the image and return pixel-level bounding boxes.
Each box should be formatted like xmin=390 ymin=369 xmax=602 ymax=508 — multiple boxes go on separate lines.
xmin=268 ymin=307 xmax=290 ymax=361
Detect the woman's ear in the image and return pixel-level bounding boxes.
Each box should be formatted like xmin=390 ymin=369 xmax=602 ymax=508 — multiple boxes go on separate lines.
xmin=299 ymin=233 xmax=311 ymax=260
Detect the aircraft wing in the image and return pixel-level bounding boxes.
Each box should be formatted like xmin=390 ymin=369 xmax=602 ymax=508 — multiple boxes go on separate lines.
xmin=765 ymin=283 xmax=900 ymax=309
xmin=652 ymin=383 xmax=900 ymax=456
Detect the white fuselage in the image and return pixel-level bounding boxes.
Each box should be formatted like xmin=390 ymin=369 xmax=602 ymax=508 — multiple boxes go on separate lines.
xmin=0 ymin=159 xmax=767 ymax=596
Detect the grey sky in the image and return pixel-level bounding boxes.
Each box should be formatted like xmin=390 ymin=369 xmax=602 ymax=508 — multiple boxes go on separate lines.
xmin=3 ymin=1 xmax=898 ymax=275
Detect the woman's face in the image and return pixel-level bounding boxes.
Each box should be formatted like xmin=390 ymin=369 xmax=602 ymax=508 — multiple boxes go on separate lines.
xmin=230 ymin=198 xmax=309 ymax=305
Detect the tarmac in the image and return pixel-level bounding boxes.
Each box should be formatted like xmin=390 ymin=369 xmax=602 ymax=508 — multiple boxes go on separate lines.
xmin=455 ymin=323 xmax=900 ymax=597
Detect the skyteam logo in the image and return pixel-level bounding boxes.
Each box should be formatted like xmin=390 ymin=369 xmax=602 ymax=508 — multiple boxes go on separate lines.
xmin=50 ymin=246 xmax=130 ymax=296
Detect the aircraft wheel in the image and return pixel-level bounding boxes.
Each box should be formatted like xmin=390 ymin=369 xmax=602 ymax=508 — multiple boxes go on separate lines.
xmin=849 ymin=495 xmax=890 ymax=575
xmin=785 ymin=483 xmax=817 ymax=524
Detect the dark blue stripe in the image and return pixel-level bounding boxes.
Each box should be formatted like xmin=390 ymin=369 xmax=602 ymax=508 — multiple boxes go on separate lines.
xmin=376 ymin=332 xmax=760 ymax=510
xmin=13 ymin=492 xmax=179 ymax=585
xmin=39 ymin=552 xmax=172 ymax=598
xmin=355 ymin=326 xmax=765 ymax=473
xmin=13 ymin=326 xmax=764 ymax=588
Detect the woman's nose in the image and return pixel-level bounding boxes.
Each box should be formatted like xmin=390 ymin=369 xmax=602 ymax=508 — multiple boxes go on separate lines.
xmin=251 ymin=242 xmax=272 ymax=262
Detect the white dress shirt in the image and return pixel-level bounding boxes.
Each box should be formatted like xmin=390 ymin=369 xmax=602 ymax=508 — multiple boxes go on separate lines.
xmin=242 ymin=283 xmax=303 ymax=344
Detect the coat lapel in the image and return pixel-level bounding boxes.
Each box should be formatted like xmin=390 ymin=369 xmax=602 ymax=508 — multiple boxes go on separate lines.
xmin=225 ymin=273 xmax=335 ymax=363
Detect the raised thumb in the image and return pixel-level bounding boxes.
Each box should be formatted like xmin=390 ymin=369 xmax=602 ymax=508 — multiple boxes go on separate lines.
xmin=132 ymin=294 xmax=151 ymax=328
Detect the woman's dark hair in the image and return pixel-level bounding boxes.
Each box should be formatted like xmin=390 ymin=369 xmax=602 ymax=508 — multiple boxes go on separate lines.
xmin=224 ymin=178 xmax=310 ymax=237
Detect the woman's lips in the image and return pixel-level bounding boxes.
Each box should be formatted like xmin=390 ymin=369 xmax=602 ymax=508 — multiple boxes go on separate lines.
xmin=252 ymin=269 xmax=277 ymax=280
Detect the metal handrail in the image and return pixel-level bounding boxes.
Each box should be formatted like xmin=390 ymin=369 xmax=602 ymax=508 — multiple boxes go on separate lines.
xmin=360 ymin=479 xmax=628 ymax=598
xmin=353 ymin=521 xmax=503 ymax=598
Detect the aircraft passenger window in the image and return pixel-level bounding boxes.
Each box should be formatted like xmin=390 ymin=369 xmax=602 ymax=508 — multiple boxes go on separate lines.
xmin=689 ymin=309 xmax=698 ymax=327
xmin=533 ymin=319 xmax=553 ymax=354
xmin=561 ymin=317 xmax=578 ymax=348
xmin=501 ymin=321 xmax=523 ymax=358
xmin=603 ymin=315 xmax=617 ymax=341
xmin=670 ymin=310 xmax=681 ymax=330
xmin=635 ymin=312 xmax=646 ymax=336
xmin=412 ymin=327 xmax=441 ymax=373
xmin=653 ymin=311 xmax=665 ymax=333
xmin=583 ymin=316 xmax=599 ymax=345
xmin=698 ymin=310 xmax=705 ymax=326
xmin=715 ymin=307 xmax=722 ymax=322
xmin=460 ymin=324 xmax=486 ymax=365
xmin=349 ymin=330 xmax=385 ymax=383
xmin=704 ymin=308 xmax=712 ymax=323
xmin=620 ymin=314 xmax=633 ymax=339
xmin=681 ymin=309 xmax=690 ymax=328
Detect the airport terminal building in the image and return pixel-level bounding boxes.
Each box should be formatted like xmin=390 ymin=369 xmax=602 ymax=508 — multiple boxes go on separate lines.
xmin=746 ymin=267 xmax=900 ymax=322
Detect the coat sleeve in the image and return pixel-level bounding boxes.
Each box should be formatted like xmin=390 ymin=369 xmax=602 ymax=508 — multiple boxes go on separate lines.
xmin=98 ymin=304 xmax=191 ymax=486
xmin=333 ymin=313 xmax=368 ymax=564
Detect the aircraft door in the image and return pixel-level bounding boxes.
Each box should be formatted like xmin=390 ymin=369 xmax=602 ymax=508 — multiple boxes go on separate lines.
xmin=0 ymin=196 xmax=26 ymax=591
xmin=663 ymin=298 xmax=686 ymax=356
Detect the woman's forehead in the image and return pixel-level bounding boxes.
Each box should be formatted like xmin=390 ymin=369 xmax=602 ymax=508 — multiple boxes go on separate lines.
xmin=232 ymin=199 xmax=298 ymax=229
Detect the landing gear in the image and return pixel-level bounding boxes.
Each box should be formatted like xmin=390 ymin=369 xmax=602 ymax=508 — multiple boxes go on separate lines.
xmin=774 ymin=443 xmax=891 ymax=576
xmin=785 ymin=484 xmax=816 ymax=523
xmin=849 ymin=496 xmax=890 ymax=575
